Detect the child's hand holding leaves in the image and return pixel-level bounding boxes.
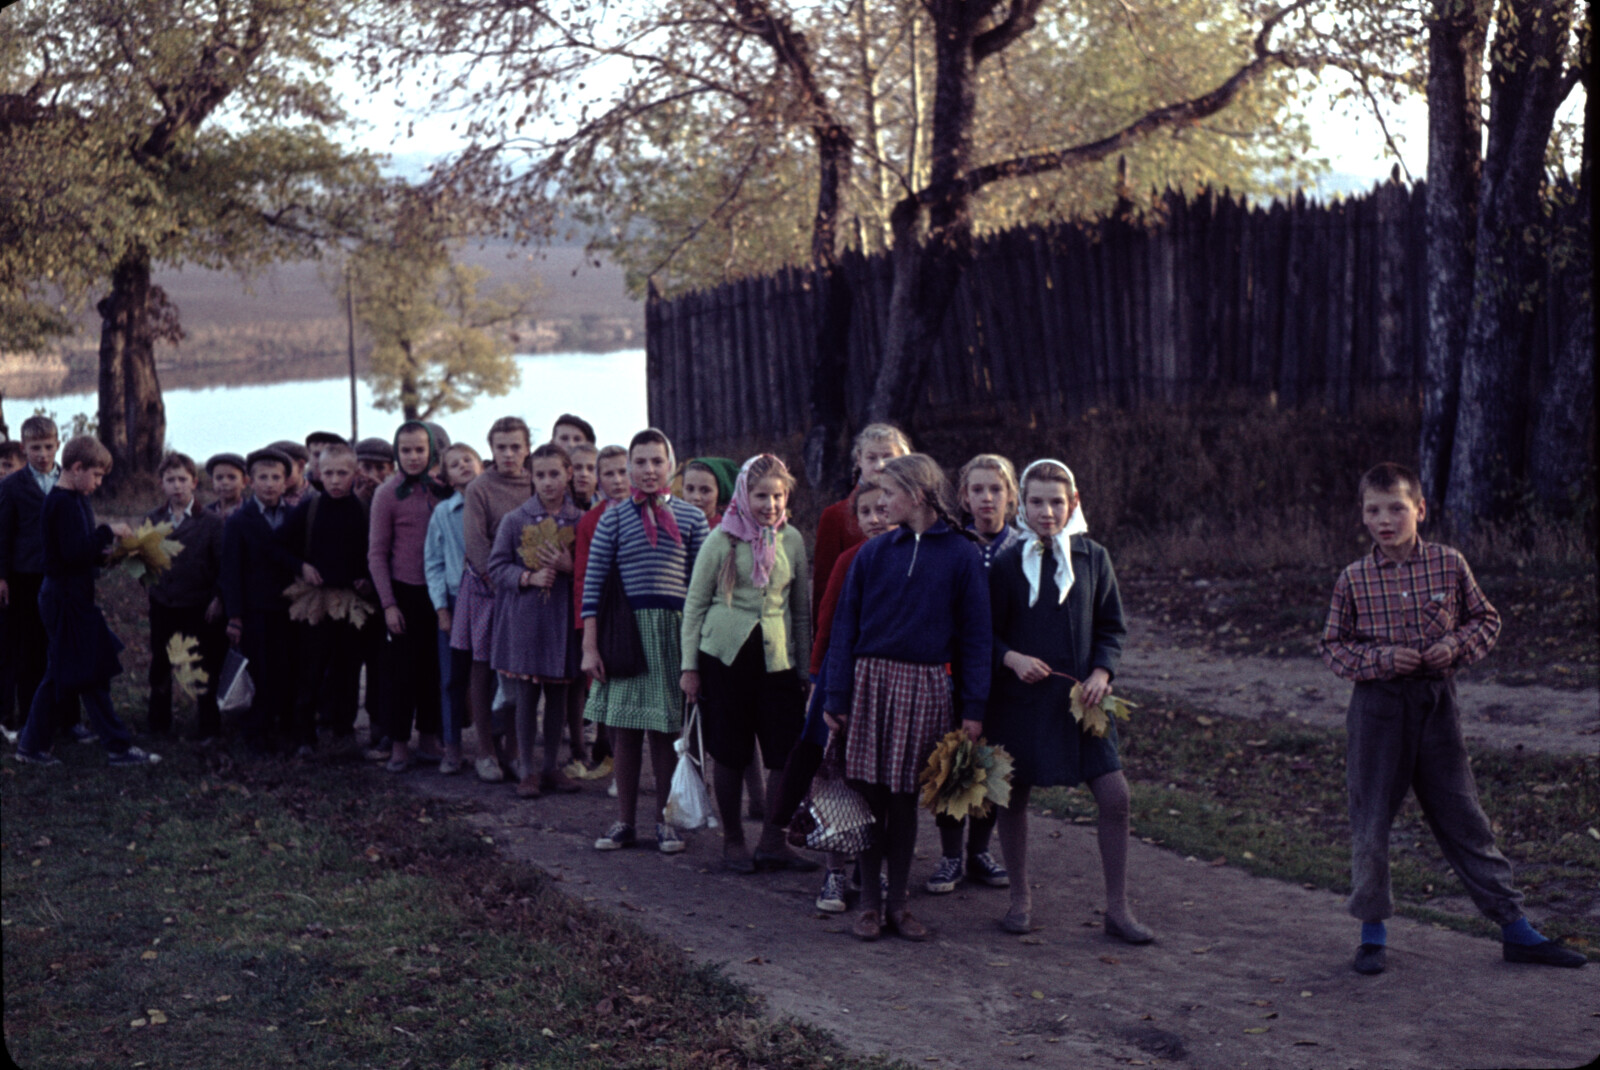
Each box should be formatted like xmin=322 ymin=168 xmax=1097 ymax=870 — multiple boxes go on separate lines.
xmin=1004 ymin=651 xmax=1052 ymax=684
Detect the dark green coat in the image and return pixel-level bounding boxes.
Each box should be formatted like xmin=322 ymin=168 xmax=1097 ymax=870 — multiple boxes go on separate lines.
xmin=985 ymin=535 xmax=1126 ymax=787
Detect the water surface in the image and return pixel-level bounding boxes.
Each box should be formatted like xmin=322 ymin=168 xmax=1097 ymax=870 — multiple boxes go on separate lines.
xmin=23 ymin=351 xmax=648 ymax=460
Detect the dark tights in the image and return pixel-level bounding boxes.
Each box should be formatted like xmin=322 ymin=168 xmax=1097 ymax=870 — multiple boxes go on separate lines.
xmin=610 ymin=727 xmax=678 ymax=829
xmin=937 ymin=810 xmax=997 ymax=861
xmin=851 ymin=782 xmax=920 ymax=915
xmin=468 ymin=660 xmax=497 ymax=760
xmin=510 ymin=679 xmax=569 ymax=779
xmin=997 ymin=772 xmax=1134 ymax=921
xmin=713 ymin=758 xmax=790 ymax=853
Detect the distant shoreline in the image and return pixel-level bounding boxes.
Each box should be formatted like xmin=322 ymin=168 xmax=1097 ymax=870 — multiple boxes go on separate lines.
xmin=6 ymin=344 xmax=646 ymax=403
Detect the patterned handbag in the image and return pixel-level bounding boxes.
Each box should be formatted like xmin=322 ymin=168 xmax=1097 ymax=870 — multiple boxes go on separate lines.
xmin=787 ymin=730 xmax=876 ymax=854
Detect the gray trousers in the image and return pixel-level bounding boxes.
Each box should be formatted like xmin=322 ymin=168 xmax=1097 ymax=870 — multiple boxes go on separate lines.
xmin=1345 ymin=677 xmax=1522 ymax=925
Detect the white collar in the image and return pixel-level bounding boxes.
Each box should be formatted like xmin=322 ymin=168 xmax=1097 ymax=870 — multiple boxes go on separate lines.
xmin=1015 ymin=459 xmax=1088 ymax=607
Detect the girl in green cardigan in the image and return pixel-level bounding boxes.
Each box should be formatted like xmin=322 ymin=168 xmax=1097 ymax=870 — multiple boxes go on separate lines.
xmin=680 ymin=454 xmax=815 ymax=873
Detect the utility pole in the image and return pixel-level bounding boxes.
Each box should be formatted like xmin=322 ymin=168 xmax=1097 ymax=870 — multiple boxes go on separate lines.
xmin=345 ymin=261 xmax=359 ymax=442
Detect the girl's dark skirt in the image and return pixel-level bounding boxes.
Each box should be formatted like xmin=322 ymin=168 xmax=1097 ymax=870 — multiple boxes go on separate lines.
xmin=697 ymin=629 xmax=805 ymax=771
xmin=844 ymin=657 xmax=951 ymax=794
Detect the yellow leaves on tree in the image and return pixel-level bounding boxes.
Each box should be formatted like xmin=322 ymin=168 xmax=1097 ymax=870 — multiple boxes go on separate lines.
xmin=108 ymin=521 xmax=183 ymax=586
xmin=284 ymin=580 xmax=375 ymax=628
xmin=919 ymin=730 xmax=1015 ymax=821
xmin=166 ymin=633 xmax=210 ymax=698
xmin=1070 ymin=683 xmax=1138 ymax=739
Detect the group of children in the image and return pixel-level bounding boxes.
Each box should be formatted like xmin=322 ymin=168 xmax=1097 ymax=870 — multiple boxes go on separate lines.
xmin=0 ymin=413 xmax=1585 ymax=972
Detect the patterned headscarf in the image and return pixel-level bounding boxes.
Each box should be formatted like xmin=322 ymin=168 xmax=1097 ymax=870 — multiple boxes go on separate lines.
xmin=392 ymin=420 xmax=453 ymax=501
xmin=1015 ymin=459 xmax=1088 ymax=606
xmin=629 ymin=430 xmax=682 ymax=547
xmin=718 ymin=454 xmax=788 ymax=588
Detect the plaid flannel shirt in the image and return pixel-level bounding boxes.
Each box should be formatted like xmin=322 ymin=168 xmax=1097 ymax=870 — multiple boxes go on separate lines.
xmin=1319 ymin=540 xmax=1500 ymax=682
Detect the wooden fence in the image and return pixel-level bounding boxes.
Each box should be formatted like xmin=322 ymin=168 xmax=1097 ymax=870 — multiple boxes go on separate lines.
xmin=647 ymin=183 xmax=1445 ymax=456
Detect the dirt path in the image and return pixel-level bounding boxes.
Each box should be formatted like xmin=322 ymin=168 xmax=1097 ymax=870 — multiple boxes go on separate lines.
xmin=404 ymin=770 xmax=1597 ymax=1070
xmin=389 ymin=635 xmax=1598 ymax=1070
xmin=1120 ymin=614 xmax=1600 ymax=756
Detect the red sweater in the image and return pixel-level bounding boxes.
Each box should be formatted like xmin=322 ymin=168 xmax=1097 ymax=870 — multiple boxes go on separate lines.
xmin=809 ymin=541 xmax=865 ymax=676
xmin=811 ymin=496 xmax=863 ymax=620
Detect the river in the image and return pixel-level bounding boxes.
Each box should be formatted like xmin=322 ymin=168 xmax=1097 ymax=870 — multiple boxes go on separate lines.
xmin=16 ymin=351 xmax=649 ymax=459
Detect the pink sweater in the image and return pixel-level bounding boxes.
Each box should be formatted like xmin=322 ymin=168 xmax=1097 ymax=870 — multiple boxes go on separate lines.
xmin=368 ymin=476 xmax=440 ymax=607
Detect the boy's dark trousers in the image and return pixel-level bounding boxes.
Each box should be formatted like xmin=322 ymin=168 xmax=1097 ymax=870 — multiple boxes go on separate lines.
xmin=5 ymin=572 xmax=79 ymax=733
xmin=148 ymin=601 xmax=224 ymax=737
xmin=239 ymin=609 xmax=295 ymax=749
xmin=294 ymin=620 xmax=361 ymax=745
xmin=382 ymin=581 xmax=442 ymax=746
xmin=1345 ymin=677 xmax=1523 ymax=925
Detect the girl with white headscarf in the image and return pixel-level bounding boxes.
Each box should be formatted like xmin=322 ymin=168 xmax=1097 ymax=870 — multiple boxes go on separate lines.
xmin=983 ymin=460 xmax=1153 ymax=944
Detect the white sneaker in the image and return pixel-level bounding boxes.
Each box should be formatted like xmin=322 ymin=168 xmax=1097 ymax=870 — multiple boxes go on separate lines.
xmin=108 ymin=746 xmax=162 ymax=766
xmin=815 ymin=869 xmax=848 ymax=913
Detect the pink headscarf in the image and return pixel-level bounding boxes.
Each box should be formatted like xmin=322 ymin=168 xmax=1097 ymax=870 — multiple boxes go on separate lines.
xmin=718 ymin=454 xmax=787 ymax=588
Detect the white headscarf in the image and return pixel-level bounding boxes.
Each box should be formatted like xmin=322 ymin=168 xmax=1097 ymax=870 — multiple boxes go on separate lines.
xmin=1015 ymin=459 xmax=1088 ymax=607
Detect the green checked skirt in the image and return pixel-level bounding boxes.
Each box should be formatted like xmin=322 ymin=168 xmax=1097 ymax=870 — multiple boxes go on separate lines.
xmin=584 ymin=607 xmax=685 ymax=734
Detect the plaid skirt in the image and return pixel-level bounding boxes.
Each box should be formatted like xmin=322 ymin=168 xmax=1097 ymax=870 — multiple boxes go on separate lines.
xmin=450 ymin=569 xmax=495 ymax=659
xmin=845 ymin=657 xmax=952 ymax=793
xmin=583 ymin=608 xmax=685 ymax=735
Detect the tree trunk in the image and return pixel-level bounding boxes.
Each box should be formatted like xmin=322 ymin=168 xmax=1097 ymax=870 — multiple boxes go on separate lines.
xmin=1445 ymin=0 xmax=1576 ymax=524
xmin=868 ymin=0 xmax=985 ymax=428
xmin=96 ymin=247 xmax=169 ymax=491
xmin=1418 ymin=0 xmax=1491 ymax=510
xmin=1530 ymin=166 xmax=1593 ymax=516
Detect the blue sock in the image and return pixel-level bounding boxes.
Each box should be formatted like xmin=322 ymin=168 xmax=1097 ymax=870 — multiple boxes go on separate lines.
xmin=1501 ymin=917 xmax=1545 ymax=946
xmin=1360 ymin=921 xmax=1386 ymax=946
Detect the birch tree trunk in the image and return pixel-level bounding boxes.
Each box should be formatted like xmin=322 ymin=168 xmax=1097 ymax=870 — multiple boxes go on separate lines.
xmin=1418 ymin=0 xmax=1491 ymax=510
xmin=1445 ymin=0 xmax=1577 ymax=523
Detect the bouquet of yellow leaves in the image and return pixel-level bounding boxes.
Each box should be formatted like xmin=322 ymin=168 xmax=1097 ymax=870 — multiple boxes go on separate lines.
xmin=518 ymin=517 xmax=575 ymax=599
xmin=284 ymin=579 xmax=376 ymax=629
xmin=1069 ymin=683 xmax=1138 ymax=739
xmin=108 ymin=520 xmax=184 ymax=586
xmin=918 ymin=730 xmax=1014 ymax=821
xmin=166 ymin=633 xmax=210 ymax=698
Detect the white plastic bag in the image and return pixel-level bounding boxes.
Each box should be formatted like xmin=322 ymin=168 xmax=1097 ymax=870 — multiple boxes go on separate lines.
xmin=664 ymin=703 xmax=718 ymax=830
xmin=217 ymin=649 xmax=255 ymax=712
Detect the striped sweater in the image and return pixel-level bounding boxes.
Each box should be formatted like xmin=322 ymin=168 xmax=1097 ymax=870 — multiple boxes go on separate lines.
xmin=580 ymin=497 xmax=710 ymax=618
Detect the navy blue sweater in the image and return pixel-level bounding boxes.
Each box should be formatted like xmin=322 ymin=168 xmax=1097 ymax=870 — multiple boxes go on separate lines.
xmin=822 ymin=521 xmax=992 ymax=722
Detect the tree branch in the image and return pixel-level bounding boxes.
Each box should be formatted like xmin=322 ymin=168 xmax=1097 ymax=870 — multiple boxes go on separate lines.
xmin=973 ymin=0 xmax=1046 ymax=63
xmin=909 ymin=0 xmax=1313 ymax=209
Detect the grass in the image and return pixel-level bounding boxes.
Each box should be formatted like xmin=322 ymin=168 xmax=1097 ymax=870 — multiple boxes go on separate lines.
xmin=1033 ymin=689 xmax=1600 ymax=957
xmin=1115 ymin=563 xmax=1600 ymax=690
xmin=1 ymin=744 xmax=899 ymax=1070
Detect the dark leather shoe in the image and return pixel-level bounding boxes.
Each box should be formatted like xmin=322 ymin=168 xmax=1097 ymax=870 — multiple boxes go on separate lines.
xmin=1105 ymin=915 xmax=1156 ymax=945
xmin=1503 ymin=939 xmax=1587 ymax=968
xmin=853 ymin=909 xmax=882 ymax=941
xmin=721 ymin=852 xmax=756 ymax=875
xmin=753 ymin=849 xmax=822 ymax=873
xmin=1352 ymin=943 xmax=1386 ymax=975
xmin=886 ymin=909 xmax=933 ymax=942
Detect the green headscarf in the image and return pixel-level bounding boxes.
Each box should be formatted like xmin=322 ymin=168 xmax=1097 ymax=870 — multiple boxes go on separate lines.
xmin=392 ymin=420 xmax=452 ymax=501
xmin=689 ymin=457 xmax=740 ymax=510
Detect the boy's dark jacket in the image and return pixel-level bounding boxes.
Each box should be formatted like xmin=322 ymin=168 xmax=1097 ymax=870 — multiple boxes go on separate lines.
xmin=280 ymin=493 xmax=371 ymax=590
xmin=39 ymin=487 xmax=123 ymax=693
xmin=0 ymin=466 xmax=49 ymax=578
xmin=221 ymin=502 xmax=300 ymax=619
xmin=143 ymin=503 xmax=224 ymax=609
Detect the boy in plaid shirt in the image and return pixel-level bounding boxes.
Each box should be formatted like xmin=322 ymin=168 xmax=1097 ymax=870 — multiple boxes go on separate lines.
xmin=1320 ymin=462 xmax=1585 ymax=974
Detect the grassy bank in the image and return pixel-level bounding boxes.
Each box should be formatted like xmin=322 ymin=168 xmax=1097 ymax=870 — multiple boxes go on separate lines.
xmin=1 ymin=745 xmax=893 ymax=1070
xmin=1035 ymin=690 xmax=1600 ymax=957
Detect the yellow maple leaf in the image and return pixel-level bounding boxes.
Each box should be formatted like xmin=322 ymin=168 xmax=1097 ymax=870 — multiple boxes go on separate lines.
xmin=518 ymin=516 xmax=574 ymax=570
xmin=109 ymin=520 xmax=184 ymax=586
xmin=1070 ymin=684 xmax=1139 ymax=738
xmin=166 ymin=633 xmax=209 ymax=698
